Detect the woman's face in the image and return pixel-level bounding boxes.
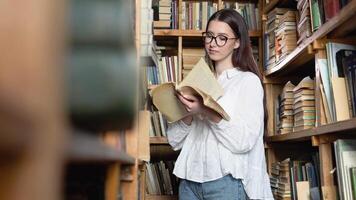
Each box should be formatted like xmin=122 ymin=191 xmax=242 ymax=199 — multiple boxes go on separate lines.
xmin=204 ymin=20 xmax=240 ymax=63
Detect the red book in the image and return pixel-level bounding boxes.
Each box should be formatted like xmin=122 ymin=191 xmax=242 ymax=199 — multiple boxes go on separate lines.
xmin=323 ymin=0 xmax=340 ymax=21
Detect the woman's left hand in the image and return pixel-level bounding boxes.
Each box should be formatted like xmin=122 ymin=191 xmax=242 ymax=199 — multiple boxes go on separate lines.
xmin=176 ymin=92 xmax=206 ymax=115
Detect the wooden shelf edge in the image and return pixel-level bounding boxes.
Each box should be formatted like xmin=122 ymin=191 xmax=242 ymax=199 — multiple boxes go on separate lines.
xmin=67 ymin=132 xmax=135 ymax=164
xmin=266 ymin=118 xmax=356 ymax=142
xmin=145 ymin=194 xmax=178 ymax=200
xmin=154 ymin=29 xmax=261 ymax=37
xmin=150 ymin=136 xmax=169 ymax=144
xmin=264 ymin=0 xmax=356 ymax=76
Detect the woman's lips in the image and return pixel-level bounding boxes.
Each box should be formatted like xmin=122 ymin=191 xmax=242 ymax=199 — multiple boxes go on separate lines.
xmin=208 ymin=49 xmax=218 ymax=54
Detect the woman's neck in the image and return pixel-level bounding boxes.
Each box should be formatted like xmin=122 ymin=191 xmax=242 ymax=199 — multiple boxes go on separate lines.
xmin=215 ymin=59 xmax=235 ymax=76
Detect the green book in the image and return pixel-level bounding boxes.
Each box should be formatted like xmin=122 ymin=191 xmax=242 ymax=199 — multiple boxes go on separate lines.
xmin=351 ymin=167 xmax=356 ymax=200
xmin=67 ymin=48 xmax=137 ymax=131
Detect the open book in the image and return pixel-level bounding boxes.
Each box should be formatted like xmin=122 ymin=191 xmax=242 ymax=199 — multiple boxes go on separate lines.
xmin=151 ymin=58 xmax=230 ymax=123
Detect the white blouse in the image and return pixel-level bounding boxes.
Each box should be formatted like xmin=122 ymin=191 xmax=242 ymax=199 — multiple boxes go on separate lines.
xmin=167 ymin=68 xmax=274 ymax=200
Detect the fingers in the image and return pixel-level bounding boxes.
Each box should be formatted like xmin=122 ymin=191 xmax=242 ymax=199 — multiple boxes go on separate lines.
xmin=177 ymin=93 xmax=192 ymax=107
xmin=177 ymin=92 xmax=199 ymax=102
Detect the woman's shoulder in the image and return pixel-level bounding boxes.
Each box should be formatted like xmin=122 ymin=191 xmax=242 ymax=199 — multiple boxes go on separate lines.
xmin=239 ymin=71 xmax=261 ymax=86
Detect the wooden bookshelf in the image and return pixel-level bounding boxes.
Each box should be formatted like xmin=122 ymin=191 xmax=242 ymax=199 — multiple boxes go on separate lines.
xmin=154 ymin=29 xmax=262 ymax=37
xmin=266 ymin=118 xmax=356 ymax=142
xmin=264 ymin=0 xmax=356 ymax=76
xmin=263 ymin=0 xmax=356 ymax=199
xmin=143 ymin=0 xmax=265 ymax=199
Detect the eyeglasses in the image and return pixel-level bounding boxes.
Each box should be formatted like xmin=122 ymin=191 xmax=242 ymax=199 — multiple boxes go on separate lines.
xmin=202 ymin=32 xmax=238 ymax=47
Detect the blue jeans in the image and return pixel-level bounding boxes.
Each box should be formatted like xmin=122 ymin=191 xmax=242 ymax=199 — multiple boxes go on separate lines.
xmin=179 ymin=175 xmax=249 ymax=200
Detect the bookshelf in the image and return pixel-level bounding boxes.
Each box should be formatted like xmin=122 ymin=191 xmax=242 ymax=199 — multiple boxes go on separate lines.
xmin=139 ymin=0 xmax=263 ymax=199
xmin=0 ymin=0 xmax=144 ymax=200
xmin=264 ymin=0 xmax=356 ymax=76
xmin=262 ymin=0 xmax=356 ymax=198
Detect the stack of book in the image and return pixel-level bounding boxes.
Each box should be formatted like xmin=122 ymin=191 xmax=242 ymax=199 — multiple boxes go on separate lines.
xmin=270 ymin=162 xmax=280 ymax=196
xmin=293 ymin=77 xmax=315 ymax=132
xmin=270 ymin=159 xmax=292 ymax=200
xmin=153 ymin=0 xmax=174 ymax=29
xmin=296 ymin=0 xmax=312 ymax=44
xmin=275 ymin=11 xmax=298 ymax=63
xmin=182 ymin=48 xmax=205 ymax=79
xmin=264 ymin=8 xmax=290 ymax=70
xmin=141 ymin=0 xmax=154 ymax=56
xmin=278 ymin=81 xmax=295 ymax=134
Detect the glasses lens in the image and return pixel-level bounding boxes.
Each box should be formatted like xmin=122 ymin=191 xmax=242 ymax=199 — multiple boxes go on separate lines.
xmin=216 ymin=35 xmax=228 ymax=47
xmin=202 ymin=33 xmax=213 ymax=44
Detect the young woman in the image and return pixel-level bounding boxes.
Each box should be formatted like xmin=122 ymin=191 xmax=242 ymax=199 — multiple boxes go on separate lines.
xmin=167 ymin=9 xmax=274 ymax=200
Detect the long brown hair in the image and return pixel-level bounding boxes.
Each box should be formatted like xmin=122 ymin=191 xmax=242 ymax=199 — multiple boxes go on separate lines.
xmin=206 ymin=9 xmax=268 ymax=133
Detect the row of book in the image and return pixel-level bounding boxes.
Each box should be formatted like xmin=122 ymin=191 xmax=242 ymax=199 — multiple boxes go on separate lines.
xmin=276 ymin=77 xmax=315 ymax=134
xmin=151 ymin=42 xmax=180 ymax=84
xmin=153 ymin=1 xmax=260 ymax=31
xmin=318 ymin=42 xmax=356 ymax=123
xmin=181 ymin=1 xmax=218 ymax=30
xmin=145 ymin=161 xmax=178 ymax=195
xmin=149 ymin=111 xmax=168 ymax=137
xmin=264 ymin=0 xmax=352 ymax=71
xmin=270 ymin=154 xmax=321 ymax=200
xmin=269 ymin=139 xmax=356 ymax=200
xmin=149 ymin=44 xmax=260 ymax=84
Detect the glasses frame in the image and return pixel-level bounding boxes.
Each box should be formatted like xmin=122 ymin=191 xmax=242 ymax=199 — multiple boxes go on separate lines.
xmin=202 ymin=32 xmax=238 ymax=47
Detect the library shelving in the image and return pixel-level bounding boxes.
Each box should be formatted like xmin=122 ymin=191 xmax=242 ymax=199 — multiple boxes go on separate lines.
xmin=262 ymin=0 xmax=356 ymax=198
xmin=139 ymin=0 xmax=263 ymax=199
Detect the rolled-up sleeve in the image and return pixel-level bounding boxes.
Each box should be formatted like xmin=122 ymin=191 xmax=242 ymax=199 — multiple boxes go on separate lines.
xmin=208 ymin=75 xmax=264 ymax=154
xmin=167 ymin=120 xmax=193 ymax=151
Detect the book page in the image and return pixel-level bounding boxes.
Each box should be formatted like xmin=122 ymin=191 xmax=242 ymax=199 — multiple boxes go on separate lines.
xmin=177 ymin=58 xmax=223 ymax=100
xmin=151 ymin=82 xmax=189 ymax=123
xmin=151 ymin=58 xmax=230 ymax=122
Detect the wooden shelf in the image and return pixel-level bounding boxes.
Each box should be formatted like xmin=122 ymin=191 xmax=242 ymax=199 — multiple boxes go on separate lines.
xmin=67 ymin=132 xmax=135 ymax=164
xmin=154 ymin=29 xmax=262 ymax=37
xmin=150 ymin=136 xmax=169 ymax=145
xmin=264 ymin=0 xmax=356 ymax=77
xmin=145 ymin=194 xmax=178 ymax=200
xmin=266 ymin=118 xmax=356 ymax=142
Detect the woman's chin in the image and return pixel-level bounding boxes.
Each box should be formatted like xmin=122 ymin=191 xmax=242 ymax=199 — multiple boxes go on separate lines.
xmin=207 ymin=54 xmax=221 ymax=62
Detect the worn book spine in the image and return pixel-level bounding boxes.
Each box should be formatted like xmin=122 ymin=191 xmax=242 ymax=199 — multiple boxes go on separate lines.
xmin=351 ymin=167 xmax=356 ymax=200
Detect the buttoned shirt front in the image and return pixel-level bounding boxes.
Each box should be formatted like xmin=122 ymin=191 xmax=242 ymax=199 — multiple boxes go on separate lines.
xmin=167 ymin=68 xmax=274 ymax=200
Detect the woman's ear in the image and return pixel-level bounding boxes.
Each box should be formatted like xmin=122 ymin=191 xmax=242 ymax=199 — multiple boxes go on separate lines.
xmin=234 ymin=39 xmax=240 ymax=49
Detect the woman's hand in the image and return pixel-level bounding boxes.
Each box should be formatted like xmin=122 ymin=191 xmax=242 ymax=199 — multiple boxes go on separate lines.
xmin=177 ymin=92 xmax=222 ymax=123
xmin=177 ymin=92 xmax=206 ymax=115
